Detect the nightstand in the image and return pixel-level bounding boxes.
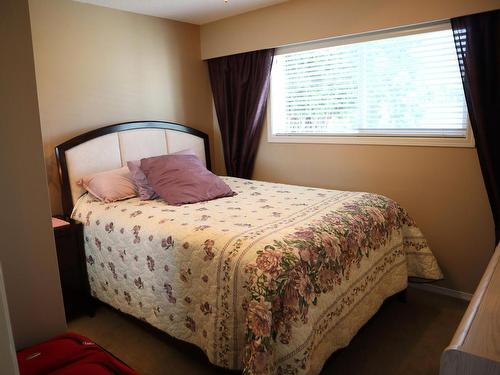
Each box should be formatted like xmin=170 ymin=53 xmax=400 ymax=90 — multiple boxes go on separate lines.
xmin=52 ymin=217 xmax=93 ymax=320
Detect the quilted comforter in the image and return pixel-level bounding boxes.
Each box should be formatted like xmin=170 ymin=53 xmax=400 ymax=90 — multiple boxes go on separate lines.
xmin=72 ymin=177 xmax=442 ymax=374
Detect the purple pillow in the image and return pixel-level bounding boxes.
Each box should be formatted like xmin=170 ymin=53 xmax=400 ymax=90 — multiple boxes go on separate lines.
xmin=140 ymin=154 xmax=235 ymax=205
xmin=127 ymin=160 xmax=159 ymax=200
xmin=127 ymin=149 xmax=197 ymax=200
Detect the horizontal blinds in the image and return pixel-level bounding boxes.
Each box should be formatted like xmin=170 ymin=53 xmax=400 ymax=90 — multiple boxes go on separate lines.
xmin=271 ymin=26 xmax=468 ymax=137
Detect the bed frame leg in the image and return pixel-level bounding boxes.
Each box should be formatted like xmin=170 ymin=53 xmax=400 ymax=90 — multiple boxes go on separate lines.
xmin=396 ymin=288 xmax=408 ymax=303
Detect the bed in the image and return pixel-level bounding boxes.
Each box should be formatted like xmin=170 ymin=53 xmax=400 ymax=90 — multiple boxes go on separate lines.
xmin=56 ymin=121 xmax=443 ymax=375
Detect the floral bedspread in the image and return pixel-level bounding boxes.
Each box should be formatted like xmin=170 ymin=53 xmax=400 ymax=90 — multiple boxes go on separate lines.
xmin=72 ymin=177 xmax=442 ymax=374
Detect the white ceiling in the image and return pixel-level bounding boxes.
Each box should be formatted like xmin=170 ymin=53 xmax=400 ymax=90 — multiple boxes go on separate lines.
xmin=75 ymin=0 xmax=289 ymax=25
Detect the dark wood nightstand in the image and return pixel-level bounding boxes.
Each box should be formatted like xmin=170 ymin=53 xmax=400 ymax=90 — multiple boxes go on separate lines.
xmin=52 ymin=217 xmax=93 ymax=320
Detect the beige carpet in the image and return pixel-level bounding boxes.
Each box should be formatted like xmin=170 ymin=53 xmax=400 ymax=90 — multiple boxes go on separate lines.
xmin=68 ymin=287 xmax=467 ymax=375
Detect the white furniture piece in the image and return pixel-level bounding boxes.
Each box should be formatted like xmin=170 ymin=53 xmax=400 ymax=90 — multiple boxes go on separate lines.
xmin=440 ymin=243 xmax=500 ymax=375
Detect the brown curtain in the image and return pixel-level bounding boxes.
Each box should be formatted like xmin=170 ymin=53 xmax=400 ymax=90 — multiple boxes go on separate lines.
xmin=451 ymin=10 xmax=500 ymax=245
xmin=207 ymin=49 xmax=275 ymax=179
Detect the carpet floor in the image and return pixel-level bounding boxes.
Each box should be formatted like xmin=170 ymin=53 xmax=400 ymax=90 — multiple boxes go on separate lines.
xmin=68 ymin=287 xmax=467 ymax=375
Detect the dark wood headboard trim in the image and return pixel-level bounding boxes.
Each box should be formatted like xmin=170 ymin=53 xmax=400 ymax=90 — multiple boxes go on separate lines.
xmin=55 ymin=121 xmax=211 ymax=218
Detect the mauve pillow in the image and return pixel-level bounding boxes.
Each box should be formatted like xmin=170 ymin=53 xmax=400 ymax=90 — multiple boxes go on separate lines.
xmin=127 ymin=149 xmax=197 ymax=200
xmin=77 ymin=166 xmax=137 ymax=202
xmin=140 ymin=154 xmax=235 ymax=205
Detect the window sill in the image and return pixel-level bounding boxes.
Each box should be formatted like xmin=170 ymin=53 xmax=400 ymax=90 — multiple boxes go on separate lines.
xmin=267 ymin=133 xmax=475 ymax=148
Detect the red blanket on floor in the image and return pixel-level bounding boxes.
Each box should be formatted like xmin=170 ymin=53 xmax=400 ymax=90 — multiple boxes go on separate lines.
xmin=17 ymin=332 xmax=139 ymax=375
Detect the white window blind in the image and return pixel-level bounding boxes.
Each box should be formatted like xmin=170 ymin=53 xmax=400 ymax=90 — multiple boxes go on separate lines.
xmin=270 ymin=22 xmax=471 ymax=144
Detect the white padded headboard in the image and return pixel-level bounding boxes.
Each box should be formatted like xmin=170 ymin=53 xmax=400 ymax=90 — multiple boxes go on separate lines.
xmin=56 ymin=122 xmax=210 ymax=217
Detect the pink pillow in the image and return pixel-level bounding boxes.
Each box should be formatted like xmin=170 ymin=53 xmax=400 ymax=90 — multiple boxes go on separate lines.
xmin=140 ymin=154 xmax=235 ymax=205
xmin=77 ymin=166 xmax=137 ymax=202
xmin=127 ymin=149 xmax=197 ymax=201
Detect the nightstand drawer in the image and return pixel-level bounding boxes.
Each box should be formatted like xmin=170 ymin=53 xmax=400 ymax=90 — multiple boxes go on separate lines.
xmin=54 ymin=233 xmax=81 ymax=269
xmin=59 ymin=267 xmax=83 ymax=292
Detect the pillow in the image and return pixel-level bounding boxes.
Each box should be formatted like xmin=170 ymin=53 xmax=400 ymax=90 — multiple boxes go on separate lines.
xmin=127 ymin=160 xmax=159 ymax=200
xmin=77 ymin=166 xmax=137 ymax=203
xmin=140 ymin=154 xmax=235 ymax=205
xmin=127 ymin=149 xmax=198 ymax=201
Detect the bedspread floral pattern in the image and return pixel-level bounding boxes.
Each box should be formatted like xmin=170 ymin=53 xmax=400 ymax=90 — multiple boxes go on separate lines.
xmin=244 ymin=194 xmax=418 ymax=374
xmin=72 ymin=177 xmax=442 ymax=375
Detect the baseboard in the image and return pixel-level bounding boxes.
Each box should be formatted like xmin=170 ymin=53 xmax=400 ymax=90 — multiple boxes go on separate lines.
xmin=408 ymin=282 xmax=473 ymax=301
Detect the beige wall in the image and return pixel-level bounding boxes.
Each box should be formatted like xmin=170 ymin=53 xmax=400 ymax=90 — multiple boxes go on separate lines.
xmin=29 ymin=0 xmax=213 ymax=215
xmin=201 ymin=0 xmax=499 ymax=59
xmin=0 ymin=0 xmax=66 ymax=349
xmin=204 ymin=0 xmax=497 ymax=293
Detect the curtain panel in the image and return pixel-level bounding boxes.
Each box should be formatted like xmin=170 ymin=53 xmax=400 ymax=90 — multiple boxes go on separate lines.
xmin=451 ymin=10 xmax=500 ymax=244
xmin=208 ymin=49 xmax=275 ymax=179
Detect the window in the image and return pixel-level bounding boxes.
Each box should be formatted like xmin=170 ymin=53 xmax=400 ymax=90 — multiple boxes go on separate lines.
xmin=269 ymin=22 xmax=473 ymax=147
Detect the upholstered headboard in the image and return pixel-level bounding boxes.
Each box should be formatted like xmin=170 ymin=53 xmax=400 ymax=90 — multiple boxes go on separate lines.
xmin=55 ymin=121 xmax=211 ymax=217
